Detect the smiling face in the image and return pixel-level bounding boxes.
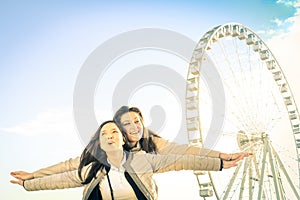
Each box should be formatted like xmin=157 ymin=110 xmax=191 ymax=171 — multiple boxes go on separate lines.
xmin=99 ymin=122 xmax=124 ymax=153
xmin=120 ymin=111 xmax=144 ymax=145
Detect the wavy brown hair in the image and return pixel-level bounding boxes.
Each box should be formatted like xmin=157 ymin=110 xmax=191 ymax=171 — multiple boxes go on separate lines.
xmin=113 ymin=106 xmax=160 ymax=153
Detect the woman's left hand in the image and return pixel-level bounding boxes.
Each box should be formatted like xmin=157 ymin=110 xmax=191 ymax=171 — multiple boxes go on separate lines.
xmin=219 ymin=152 xmax=252 ymax=162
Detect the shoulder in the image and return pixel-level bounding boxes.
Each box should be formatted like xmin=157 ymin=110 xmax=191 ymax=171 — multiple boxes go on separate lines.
xmin=80 ymin=162 xmax=99 ymax=180
xmin=151 ymin=134 xmax=169 ymax=147
xmin=125 ymin=152 xmax=156 ymax=173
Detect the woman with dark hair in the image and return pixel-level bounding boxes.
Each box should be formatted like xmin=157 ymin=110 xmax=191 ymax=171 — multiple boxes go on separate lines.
xmin=10 ymin=106 xmax=249 ymax=182
xmin=11 ymin=120 xmax=244 ymax=200
xmin=113 ymin=106 xmax=229 ymax=157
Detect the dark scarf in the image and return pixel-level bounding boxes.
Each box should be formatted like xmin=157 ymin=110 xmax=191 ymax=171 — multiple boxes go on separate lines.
xmin=87 ymin=154 xmax=147 ymax=200
xmin=87 ymin=166 xmax=111 ymax=200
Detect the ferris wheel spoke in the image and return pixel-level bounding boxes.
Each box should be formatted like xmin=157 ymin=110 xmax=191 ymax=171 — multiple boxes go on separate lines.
xmin=208 ymin=50 xmax=257 ymax=130
xmin=271 ymin=144 xmax=300 ymax=199
xmin=221 ymin=162 xmax=243 ymax=199
xmin=248 ymin=157 xmax=254 ymax=199
xmin=260 ymin=83 xmax=283 ymax=131
xmin=239 ymin=157 xmax=251 ymax=199
xmin=266 ymin=137 xmax=285 ymax=199
xmin=252 ymin=147 xmax=267 ymax=199
xmin=226 ymin=40 xmax=264 ymax=131
xmin=257 ymin=140 xmax=268 ymax=199
xmin=272 ymin=143 xmax=300 ymax=176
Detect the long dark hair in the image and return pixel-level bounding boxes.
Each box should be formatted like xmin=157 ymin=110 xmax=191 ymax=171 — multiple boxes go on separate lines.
xmin=113 ymin=106 xmax=160 ymax=153
xmin=78 ymin=120 xmax=113 ymax=184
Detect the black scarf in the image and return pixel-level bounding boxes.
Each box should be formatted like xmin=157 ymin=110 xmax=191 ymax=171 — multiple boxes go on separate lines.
xmin=87 ymin=166 xmax=111 ymax=200
xmin=87 ymin=157 xmax=147 ymax=200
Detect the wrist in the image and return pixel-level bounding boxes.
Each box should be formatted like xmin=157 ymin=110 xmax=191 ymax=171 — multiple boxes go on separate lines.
xmin=220 ymin=159 xmax=223 ymax=171
xmin=219 ymin=153 xmax=227 ymax=159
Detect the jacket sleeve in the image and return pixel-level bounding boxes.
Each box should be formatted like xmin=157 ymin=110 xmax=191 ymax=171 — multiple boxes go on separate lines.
xmin=24 ymin=170 xmax=83 ymax=191
xmin=130 ymin=153 xmax=221 ymax=174
xmin=24 ymin=164 xmax=91 ymax=191
xmin=33 ymin=157 xmax=80 ymax=178
xmin=148 ymin=154 xmax=221 ymax=173
xmin=152 ymin=136 xmax=220 ymax=158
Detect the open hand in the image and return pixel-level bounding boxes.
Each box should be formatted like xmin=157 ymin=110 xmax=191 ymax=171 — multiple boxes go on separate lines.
xmin=10 ymin=171 xmax=33 ymax=181
xmin=10 ymin=177 xmax=24 ymax=186
xmin=220 ymin=152 xmax=252 ymax=162
xmin=223 ymin=159 xmax=242 ymax=169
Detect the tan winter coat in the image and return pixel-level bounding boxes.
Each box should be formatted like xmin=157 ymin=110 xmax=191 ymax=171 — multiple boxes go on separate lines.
xmin=33 ymin=136 xmax=220 ymax=178
xmin=25 ymin=152 xmax=221 ymax=200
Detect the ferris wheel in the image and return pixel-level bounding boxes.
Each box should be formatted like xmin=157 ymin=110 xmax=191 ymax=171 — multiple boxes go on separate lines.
xmin=185 ymin=23 xmax=300 ymax=199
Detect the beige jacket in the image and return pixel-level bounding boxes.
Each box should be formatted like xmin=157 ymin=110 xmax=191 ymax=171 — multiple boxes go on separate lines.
xmin=33 ymin=136 xmax=220 ymax=178
xmin=25 ymin=152 xmax=221 ymax=200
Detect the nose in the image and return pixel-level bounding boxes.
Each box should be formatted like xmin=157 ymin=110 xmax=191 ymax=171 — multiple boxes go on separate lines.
xmin=129 ymin=122 xmax=138 ymax=132
xmin=107 ymin=133 xmax=113 ymax=139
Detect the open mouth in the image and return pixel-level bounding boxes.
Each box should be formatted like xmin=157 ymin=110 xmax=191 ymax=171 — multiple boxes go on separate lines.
xmin=130 ymin=132 xmax=140 ymax=135
xmin=107 ymin=141 xmax=115 ymax=145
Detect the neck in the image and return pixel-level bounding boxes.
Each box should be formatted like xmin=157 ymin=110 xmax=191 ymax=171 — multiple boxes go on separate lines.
xmin=128 ymin=140 xmax=140 ymax=148
xmin=106 ymin=149 xmax=124 ymax=168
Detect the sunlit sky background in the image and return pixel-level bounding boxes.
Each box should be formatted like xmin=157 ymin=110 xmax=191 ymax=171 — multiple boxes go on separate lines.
xmin=1 ymin=0 xmax=300 ymax=199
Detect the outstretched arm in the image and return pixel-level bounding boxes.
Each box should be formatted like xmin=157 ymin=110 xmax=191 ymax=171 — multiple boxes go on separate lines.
xmin=130 ymin=152 xmax=251 ymax=174
xmin=152 ymin=135 xmax=221 ymax=157
xmin=10 ymin=157 xmax=80 ymax=181
xmin=10 ymin=168 xmax=87 ymax=191
xmin=152 ymin=134 xmax=252 ymax=160
xmin=33 ymin=157 xmax=80 ymax=178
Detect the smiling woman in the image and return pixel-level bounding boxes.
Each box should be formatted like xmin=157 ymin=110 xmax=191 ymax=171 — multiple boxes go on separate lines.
xmin=119 ymin=110 xmax=144 ymax=146
xmin=11 ymin=120 xmax=244 ymax=200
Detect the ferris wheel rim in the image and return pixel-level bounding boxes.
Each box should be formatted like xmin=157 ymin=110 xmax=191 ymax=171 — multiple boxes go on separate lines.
xmin=185 ymin=22 xmax=300 ymax=199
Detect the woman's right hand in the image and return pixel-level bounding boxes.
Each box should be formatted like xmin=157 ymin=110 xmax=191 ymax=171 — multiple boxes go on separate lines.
xmin=10 ymin=178 xmax=24 ymax=186
xmin=10 ymin=171 xmax=33 ymax=180
xmin=222 ymin=160 xmax=239 ymax=169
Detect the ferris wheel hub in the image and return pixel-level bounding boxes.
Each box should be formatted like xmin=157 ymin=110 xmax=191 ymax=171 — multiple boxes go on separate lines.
xmin=237 ymin=131 xmax=268 ymax=151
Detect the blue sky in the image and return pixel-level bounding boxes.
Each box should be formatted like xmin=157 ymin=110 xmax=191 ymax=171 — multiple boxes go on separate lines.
xmin=1 ymin=0 xmax=298 ymax=126
xmin=1 ymin=0 xmax=300 ymax=199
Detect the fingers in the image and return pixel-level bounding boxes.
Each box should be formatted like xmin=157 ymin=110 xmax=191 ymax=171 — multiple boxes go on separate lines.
xmin=222 ymin=152 xmax=255 ymax=169
xmin=10 ymin=172 xmax=19 ymax=179
xmin=243 ymin=152 xmax=253 ymax=156
xmin=10 ymin=172 xmax=22 ymax=186
xmin=223 ymin=160 xmax=238 ymax=169
xmin=10 ymin=171 xmax=23 ymax=176
xmin=10 ymin=180 xmax=19 ymax=184
xmin=10 ymin=179 xmax=23 ymax=186
xmin=10 ymin=171 xmax=18 ymax=176
xmin=220 ymin=152 xmax=252 ymax=161
xmin=233 ymin=152 xmax=253 ymax=160
xmin=10 ymin=171 xmax=33 ymax=180
xmin=10 ymin=171 xmax=22 ymax=179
